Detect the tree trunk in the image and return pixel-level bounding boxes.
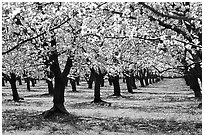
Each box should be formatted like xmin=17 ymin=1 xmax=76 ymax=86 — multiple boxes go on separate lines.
xmin=152 ymin=77 xmax=155 ymax=83
xmin=189 ymin=75 xmax=202 ymax=99
xmin=18 ymin=77 xmax=22 ymax=85
xmin=9 ymin=73 xmax=23 ymax=101
xmin=184 ymin=73 xmax=190 ymax=86
xmin=31 ymin=78 xmax=35 ymax=87
xmin=93 ymin=75 xmax=102 ymax=102
xmin=149 ymin=76 xmax=152 ymax=84
xmin=188 ymin=69 xmax=202 ymax=99
xmin=43 ymin=53 xmax=72 ymax=118
xmin=88 ymin=79 xmax=94 ymax=89
xmin=131 ymin=75 xmax=137 ymax=89
xmin=139 ymin=79 xmax=145 ymax=87
xmin=125 ymin=76 xmax=133 ymax=93
xmin=100 ymin=78 xmax=104 ymax=87
xmin=75 ymin=76 xmax=80 ymax=85
xmin=112 ymin=75 xmax=121 ymax=96
xmin=53 ymin=76 xmax=66 ymax=106
xmin=70 ymin=79 xmax=76 ymax=92
xmin=195 ymin=64 xmax=202 ymax=82
xmin=144 ymin=78 xmax=149 ymax=86
xmin=88 ymin=72 xmax=94 ymax=89
xmin=144 ymin=68 xmax=149 ymax=86
xmin=52 ymin=56 xmax=72 ymax=112
xmin=46 ymin=79 xmax=54 ymax=95
xmin=91 ymin=68 xmax=107 ymax=103
xmin=108 ymin=76 xmax=113 ymax=86
xmin=26 ymin=77 xmax=31 ymax=91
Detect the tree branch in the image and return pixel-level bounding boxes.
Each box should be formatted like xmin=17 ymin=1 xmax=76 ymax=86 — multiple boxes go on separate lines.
xmin=2 ymin=72 xmax=11 ymax=81
xmin=104 ymin=35 xmax=159 ymax=41
xmin=138 ymin=2 xmax=201 ymax=21
xmin=174 ymin=38 xmax=201 ymax=48
xmin=2 ymin=17 xmax=71 ymax=55
xmin=103 ymin=8 xmax=137 ymax=20
xmin=50 ymin=51 xmax=62 ymax=78
xmin=151 ymin=65 xmax=179 ymax=74
xmin=148 ymin=15 xmax=193 ymax=44
xmin=62 ymin=56 xmax=73 ymax=78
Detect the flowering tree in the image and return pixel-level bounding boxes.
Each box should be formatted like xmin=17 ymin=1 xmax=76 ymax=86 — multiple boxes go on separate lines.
xmin=138 ymin=2 xmax=202 ymax=99
xmin=2 ymin=2 xmax=201 ymax=116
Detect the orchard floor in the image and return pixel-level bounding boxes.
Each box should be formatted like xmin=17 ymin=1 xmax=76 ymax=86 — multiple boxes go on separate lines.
xmin=2 ymin=78 xmax=202 ymax=135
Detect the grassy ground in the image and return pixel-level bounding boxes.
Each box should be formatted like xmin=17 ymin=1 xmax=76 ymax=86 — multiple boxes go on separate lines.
xmin=2 ymin=78 xmax=202 ymax=135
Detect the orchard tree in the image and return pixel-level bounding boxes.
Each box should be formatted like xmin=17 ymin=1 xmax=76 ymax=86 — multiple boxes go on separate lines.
xmin=2 ymin=2 xmax=79 ymax=116
xmin=2 ymin=44 xmax=41 ymax=101
xmin=2 ymin=2 xmax=114 ymax=116
xmin=2 ymin=2 xmax=201 ymax=117
xmin=137 ymin=2 xmax=202 ymax=99
xmin=2 ymin=52 xmax=24 ymax=101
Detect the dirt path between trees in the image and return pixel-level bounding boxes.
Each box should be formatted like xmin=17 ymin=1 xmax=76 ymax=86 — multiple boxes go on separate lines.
xmin=2 ymin=78 xmax=202 ymax=135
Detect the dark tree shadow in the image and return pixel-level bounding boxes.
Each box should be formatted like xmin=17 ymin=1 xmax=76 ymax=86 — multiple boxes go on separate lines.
xmin=70 ymin=101 xmax=111 ymax=109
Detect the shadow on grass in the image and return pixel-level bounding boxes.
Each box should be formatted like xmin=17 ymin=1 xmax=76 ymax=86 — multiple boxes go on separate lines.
xmin=24 ymin=93 xmax=53 ymax=98
xmin=2 ymin=109 xmax=82 ymax=135
xmin=69 ymin=100 xmax=112 ymax=109
xmin=127 ymin=91 xmax=184 ymax=95
xmin=2 ymin=109 xmax=202 ymax=135
xmin=75 ymin=116 xmax=202 ymax=135
xmin=161 ymin=96 xmax=198 ymax=102
xmin=2 ymin=99 xmax=26 ymax=104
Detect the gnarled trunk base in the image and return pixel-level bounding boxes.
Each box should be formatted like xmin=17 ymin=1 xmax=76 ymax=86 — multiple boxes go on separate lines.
xmin=91 ymin=99 xmax=111 ymax=106
xmin=42 ymin=103 xmax=69 ymax=118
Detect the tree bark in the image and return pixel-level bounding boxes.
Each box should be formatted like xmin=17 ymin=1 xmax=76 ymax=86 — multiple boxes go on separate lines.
xmin=26 ymin=77 xmax=31 ymax=91
xmin=112 ymin=75 xmax=121 ymax=96
xmin=93 ymin=75 xmax=102 ymax=102
xmin=91 ymin=68 xmax=107 ymax=103
xmin=149 ymin=73 xmax=153 ymax=84
xmin=17 ymin=76 xmax=22 ymax=85
xmin=108 ymin=75 xmax=113 ymax=86
xmin=125 ymin=76 xmax=133 ymax=93
xmin=75 ymin=76 xmax=80 ymax=85
xmin=131 ymin=74 xmax=137 ymax=89
xmin=52 ymin=55 xmax=72 ymax=107
xmin=9 ymin=73 xmax=23 ymax=101
xmin=46 ymin=79 xmax=54 ymax=95
xmin=70 ymin=79 xmax=77 ymax=92
xmin=152 ymin=76 xmax=155 ymax=83
xmin=139 ymin=79 xmax=145 ymax=87
xmin=144 ymin=68 xmax=149 ymax=86
xmin=195 ymin=64 xmax=202 ymax=82
xmin=43 ymin=53 xmax=72 ymax=118
xmin=88 ymin=78 xmax=94 ymax=89
xmin=144 ymin=78 xmax=149 ymax=85
xmin=100 ymin=78 xmax=105 ymax=87
xmin=53 ymin=75 xmax=66 ymax=106
xmin=188 ymin=69 xmax=202 ymax=99
xmin=137 ymin=69 xmax=145 ymax=87
xmin=88 ymin=71 xmax=94 ymax=89
xmin=184 ymin=73 xmax=190 ymax=86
